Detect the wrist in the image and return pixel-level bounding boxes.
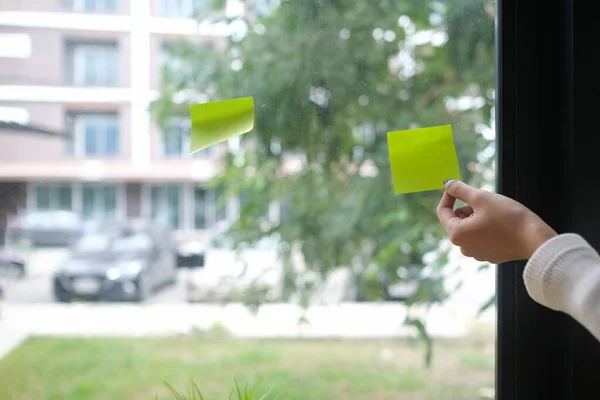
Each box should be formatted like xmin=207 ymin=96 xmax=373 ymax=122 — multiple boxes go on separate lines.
xmin=522 ymin=215 xmax=557 ymax=259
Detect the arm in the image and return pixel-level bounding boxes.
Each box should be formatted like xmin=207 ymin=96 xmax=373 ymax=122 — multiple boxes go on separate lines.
xmin=436 ymin=180 xmax=600 ymax=341
xmin=524 ymin=234 xmax=600 ymax=341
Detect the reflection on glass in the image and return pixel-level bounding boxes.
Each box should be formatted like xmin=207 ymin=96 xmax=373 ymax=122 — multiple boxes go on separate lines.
xmin=158 ymin=0 xmax=205 ymax=18
xmin=34 ymin=185 xmax=73 ymax=211
xmin=0 ymin=0 xmax=496 ymax=398
xmin=68 ymin=41 xmax=118 ymax=86
xmin=57 ymin=186 xmax=72 ymax=211
xmin=82 ymin=186 xmax=95 ymax=219
xmin=82 ymin=185 xmax=119 ymax=221
xmin=75 ymin=114 xmax=119 ymax=157
xmin=150 ymin=184 xmax=181 ymax=229
xmin=35 ymin=186 xmax=51 ymax=210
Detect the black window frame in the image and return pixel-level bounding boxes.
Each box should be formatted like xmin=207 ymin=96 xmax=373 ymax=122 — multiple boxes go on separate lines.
xmin=497 ymin=0 xmax=600 ymax=398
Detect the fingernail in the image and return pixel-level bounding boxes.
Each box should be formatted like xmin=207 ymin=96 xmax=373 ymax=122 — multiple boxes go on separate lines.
xmin=443 ymin=179 xmax=455 ymax=187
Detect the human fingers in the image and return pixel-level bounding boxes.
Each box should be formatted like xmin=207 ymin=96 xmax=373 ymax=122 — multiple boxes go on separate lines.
xmin=443 ymin=180 xmax=486 ymax=206
xmin=454 ymin=205 xmax=474 ymax=219
xmin=437 ymin=192 xmax=460 ymax=233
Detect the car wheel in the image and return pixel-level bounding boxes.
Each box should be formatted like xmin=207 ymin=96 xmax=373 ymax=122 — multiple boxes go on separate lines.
xmin=55 ymin=292 xmax=71 ymax=303
xmin=10 ymin=263 xmax=25 ymax=279
xmin=0 ymin=263 xmax=25 ymax=280
xmin=134 ymin=275 xmax=150 ymax=302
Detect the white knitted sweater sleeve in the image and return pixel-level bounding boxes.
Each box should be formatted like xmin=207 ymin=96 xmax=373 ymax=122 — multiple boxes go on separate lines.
xmin=524 ymin=233 xmax=600 ymax=341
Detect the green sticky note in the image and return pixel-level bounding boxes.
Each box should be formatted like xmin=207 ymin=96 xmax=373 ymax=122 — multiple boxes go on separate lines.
xmin=387 ymin=124 xmax=461 ymax=194
xmin=189 ymin=97 xmax=255 ymax=154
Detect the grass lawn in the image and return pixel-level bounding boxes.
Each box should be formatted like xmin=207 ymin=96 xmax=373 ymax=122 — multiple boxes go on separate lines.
xmin=0 ymin=337 xmax=494 ymax=400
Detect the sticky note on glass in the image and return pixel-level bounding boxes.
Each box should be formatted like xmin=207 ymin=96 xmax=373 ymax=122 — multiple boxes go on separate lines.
xmin=387 ymin=124 xmax=461 ymax=194
xmin=189 ymin=97 xmax=254 ymax=154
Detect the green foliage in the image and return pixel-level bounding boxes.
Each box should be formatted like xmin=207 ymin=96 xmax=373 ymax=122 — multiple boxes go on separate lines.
xmin=163 ymin=378 xmax=275 ymax=400
xmin=153 ymin=0 xmax=495 ymax=359
xmin=405 ymin=317 xmax=433 ymax=368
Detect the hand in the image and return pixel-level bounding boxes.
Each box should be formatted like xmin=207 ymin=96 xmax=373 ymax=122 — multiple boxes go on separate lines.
xmin=436 ymin=180 xmax=557 ymax=263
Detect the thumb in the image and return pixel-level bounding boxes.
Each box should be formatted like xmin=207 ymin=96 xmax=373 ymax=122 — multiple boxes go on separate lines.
xmin=443 ymin=179 xmax=481 ymax=205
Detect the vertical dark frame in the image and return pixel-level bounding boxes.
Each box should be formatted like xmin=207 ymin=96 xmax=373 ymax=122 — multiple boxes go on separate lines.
xmin=497 ymin=0 xmax=600 ymax=398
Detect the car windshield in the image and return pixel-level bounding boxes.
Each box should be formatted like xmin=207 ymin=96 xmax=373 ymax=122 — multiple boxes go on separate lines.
xmin=112 ymin=234 xmax=153 ymax=252
xmin=23 ymin=211 xmax=80 ymax=229
xmin=73 ymin=230 xmax=152 ymax=255
xmin=73 ymin=234 xmax=111 ymax=253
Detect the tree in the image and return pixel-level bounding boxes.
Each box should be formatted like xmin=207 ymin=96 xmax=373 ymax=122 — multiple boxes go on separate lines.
xmin=154 ymin=0 xmax=495 ymax=362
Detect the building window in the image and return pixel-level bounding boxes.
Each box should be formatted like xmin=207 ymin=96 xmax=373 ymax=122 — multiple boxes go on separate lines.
xmin=33 ymin=185 xmax=73 ymax=211
xmin=66 ymin=40 xmax=118 ymax=86
xmin=158 ymin=0 xmax=207 ymax=17
xmin=150 ymin=184 xmax=181 ymax=230
xmin=160 ymin=44 xmax=186 ymax=76
xmin=253 ymin=0 xmax=277 ymax=17
xmin=62 ymin=0 xmax=118 ymax=13
xmin=194 ymin=187 xmax=227 ymax=229
xmin=73 ymin=114 xmax=119 ymax=157
xmin=163 ymin=119 xmax=213 ymax=158
xmin=81 ymin=184 xmax=118 ymax=221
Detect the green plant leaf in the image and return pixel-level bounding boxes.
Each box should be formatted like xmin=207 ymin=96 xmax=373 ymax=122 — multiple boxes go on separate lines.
xmin=258 ymin=384 xmax=276 ymax=400
xmin=248 ymin=377 xmax=263 ymax=398
xmin=164 ymin=381 xmax=185 ymax=400
xmin=406 ymin=317 xmax=433 ymax=368
xmin=191 ymin=379 xmax=205 ymax=400
xmin=234 ymin=378 xmax=242 ymax=399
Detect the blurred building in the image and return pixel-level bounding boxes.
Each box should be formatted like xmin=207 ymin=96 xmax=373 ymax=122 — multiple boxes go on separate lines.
xmin=0 ymin=0 xmax=275 ymax=243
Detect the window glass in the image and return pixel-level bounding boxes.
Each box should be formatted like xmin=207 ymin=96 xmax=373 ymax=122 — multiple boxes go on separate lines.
xmin=1 ymin=0 xmax=497 ymax=398
xmin=57 ymin=187 xmax=72 ymax=210
xmin=193 ymin=187 xmax=226 ymax=229
xmin=35 ymin=186 xmax=51 ymax=210
xmin=158 ymin=0 xmax=207 ymax=18
xmin=215 ymin=187 xmax=227 ymax=221
xmin=82 ymin=186 xmax=96 ymax=219
xmin=253 ymin=0 xmax=277 ymax=17
xmin=68 ymin=42 xmax=118 ymax=86
xmin=63 ymin=0 xmax=118 ymax=13
xmin=150 ymin=184 xmax=181 ymax=229
xmin=162 ymin=118 xmax=213 ymax=158
xmin=163 ymin=123 xmax=185 ymax=157
xmin=75 ymin=114 xmax=119 ymax=157
xmin=73 ymin=233 xmax=111 ymax=253
xmin=112 ymin=233 xmax=153 ymax=252
xmin=82 ymin=184 xmax=119 ymax=221
xmin=34 ymin=185 xmax=73 ymax=211
xmin=103 ymin=186 xmax=117 ymax=220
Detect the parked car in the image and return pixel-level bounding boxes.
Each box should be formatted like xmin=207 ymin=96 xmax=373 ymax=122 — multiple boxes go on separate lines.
xmin=381 ymin=264 xmax=444 ymax=302
xmin=288 ymin=267 xmax=358 ymax=305
xmin=186 ymin=234 xmax=284 ymax=303
xmin=176 ymin=238 xmax=205 ymax=268
xmin=53 ymin=221 xmax=177 ymax=302
xmin=0 ymin=248 xmax=27 ymax=279
xmin=6 ymin=210 xmax=84 ymax=247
